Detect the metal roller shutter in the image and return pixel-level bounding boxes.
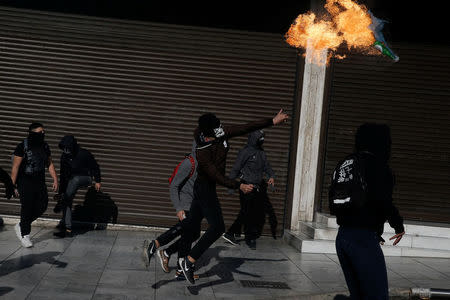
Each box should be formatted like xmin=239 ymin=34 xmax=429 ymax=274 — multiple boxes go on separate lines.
xmin=320 ymin=43 xmax=450 ymax=223
xmin=0 ymin=6 xmax=298 ymax=234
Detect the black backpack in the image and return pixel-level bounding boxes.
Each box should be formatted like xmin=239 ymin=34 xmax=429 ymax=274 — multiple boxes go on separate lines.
xmin=328 ymin=153 xmax=368 ymax=216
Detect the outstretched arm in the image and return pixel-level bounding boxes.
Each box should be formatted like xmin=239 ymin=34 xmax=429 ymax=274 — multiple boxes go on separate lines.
xmin=225 ymin=109 xmax=288 ymax=139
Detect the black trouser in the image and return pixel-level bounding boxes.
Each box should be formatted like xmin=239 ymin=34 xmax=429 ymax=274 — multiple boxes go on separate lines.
xmin=179 ymin=181 xmax=225 ymax=261
xmin=227 ymin=183 xmax=267 ymax=240
xmin=61 ymin=175 xmax=92 ymax=229
xmin=18 ymin=176 xmax=48 ymax=236
xmin=156 ymin=211 xmax=200 ymax=259
xmin=336 ymin=227 xmax=389 ymax=300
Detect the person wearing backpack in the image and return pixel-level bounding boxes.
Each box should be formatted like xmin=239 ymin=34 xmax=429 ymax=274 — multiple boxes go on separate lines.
xmin=53 ymin=135 xmax=101 ymax=238
xmin=329 ymin=123 xmax=405 ymax=300
xmin=171 ymin=110 xmax=288 ymax=284
xmin=222 ymin=129 xmax=276 ymax=249
xmin=142 ymin=141 xmax=201 ymax=280
xmin=11 ymin=123 xmax=58 ymax=248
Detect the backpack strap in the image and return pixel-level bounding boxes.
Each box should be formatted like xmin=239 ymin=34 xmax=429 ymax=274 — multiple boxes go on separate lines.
xmin=188 ymin=155 xmax=196 ymax=178
xmin=23 ymin=138 xmax=28 ymax=152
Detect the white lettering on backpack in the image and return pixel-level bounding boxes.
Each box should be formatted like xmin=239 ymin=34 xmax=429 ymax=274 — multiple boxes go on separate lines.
xmin=337 ymin=159 xmax=354 ymax=183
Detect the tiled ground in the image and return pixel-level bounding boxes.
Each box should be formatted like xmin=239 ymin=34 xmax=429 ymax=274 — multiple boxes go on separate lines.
xmin=0 ymin=224 xmax=449 ymax=299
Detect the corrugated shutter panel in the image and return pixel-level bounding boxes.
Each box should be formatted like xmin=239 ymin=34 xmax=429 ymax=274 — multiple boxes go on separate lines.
xmin=0 ymin=7 xmax=298 ymax=234
xmin=320 ymin=43 xmax=450 ymax=223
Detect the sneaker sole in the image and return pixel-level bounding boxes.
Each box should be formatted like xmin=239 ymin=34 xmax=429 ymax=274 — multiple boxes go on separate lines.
xmin=142 ymin=240 xmax=151 ymax=268
xmin=222 ymin=234 xmax=238 ymax=246
xmin=157 ymin=250 xmax=170 ymax=273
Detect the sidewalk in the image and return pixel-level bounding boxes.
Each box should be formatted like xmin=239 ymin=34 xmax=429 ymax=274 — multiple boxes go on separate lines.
xmin=0 ymin=224 xmax=449 ymax=299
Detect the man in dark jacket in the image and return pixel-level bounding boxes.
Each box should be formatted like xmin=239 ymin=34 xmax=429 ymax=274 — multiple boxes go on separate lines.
xmin=0 ymin=166 xmax=15 ymax=226
xmin=330 ymin=123 xmax=405 ymax=300
xmin=222 ymin=129 xmax=276 ymax=249
xmin=143 ymin=141 xmax=201 ymax=280
xmin=174 ymin=109 xmax=288 ymax=284
xmin=53 ymin=135 xmax=101 ymax=238
xmin=11 ymin=123 xmax=59 ymax=248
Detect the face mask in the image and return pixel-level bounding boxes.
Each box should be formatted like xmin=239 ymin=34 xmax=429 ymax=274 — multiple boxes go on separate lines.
xmin=63 ymin=147 xmax=72 ymax=155
xmin=257 ymin=137 xmax=264 ymax=146
xmin=28 ymin=131 xmax=45 ymax=145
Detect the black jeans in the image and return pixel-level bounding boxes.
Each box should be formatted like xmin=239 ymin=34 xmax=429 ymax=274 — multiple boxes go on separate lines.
xmin=180 ymin=181 xmax=225 ymax=261
xmin=61 ymin=175 xmax=92 ymax=229
xmin=18 ymin=176 xmax=48 ymax=236
xmin=156 ymin=211 xmax=200 ymax=259
xmin=336 ymin=227 xmax=389 ymax=300
xmin=227 ymin=187 xmax=265 ymax=241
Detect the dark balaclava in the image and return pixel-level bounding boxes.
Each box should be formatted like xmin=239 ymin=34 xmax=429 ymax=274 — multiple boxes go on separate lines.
xmin=355 ymin=123 xmax=392 ymax=163
xmin=198 ymin=113 xmax=224 ymax=142
xmin=58 ymin=135 xmax=79 ymax=157
xmin=256 ymin=130 xmax=265 ymax=147
xmin=28 ymin=122 xmax=45 ymax=146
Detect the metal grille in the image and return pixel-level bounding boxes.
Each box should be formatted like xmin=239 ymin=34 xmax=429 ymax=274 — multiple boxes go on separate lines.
xmin=240 ymin=280 xmax=291 ymax=289
xmin=0 ymin=6 xmax=299 ymax=233
xmin=320 ymin=45 xmax=450 ymax=223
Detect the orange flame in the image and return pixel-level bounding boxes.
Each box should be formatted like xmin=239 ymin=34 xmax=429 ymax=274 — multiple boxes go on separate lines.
xmin=286 ymin=0 xmax=376 ymax=64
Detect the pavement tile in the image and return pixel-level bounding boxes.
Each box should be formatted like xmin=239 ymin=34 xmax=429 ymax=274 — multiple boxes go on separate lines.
xmin=1 ymin=224 xmax=450 ymax=299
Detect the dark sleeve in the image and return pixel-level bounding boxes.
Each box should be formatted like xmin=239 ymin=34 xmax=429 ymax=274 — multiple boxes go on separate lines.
xmin=382 ymin=169 xmax=404 ymax=234
xmin=224 ymin=118 xmax=273 ymax=139
xmin=197 ymin=146 xmax=240 ymax=189
xmin=367 ymin=159 xmax=404 ymax=234
xmin=59 ymin=156 xmax=69 ymax=194
xmin=13 ymin=142 xmax=25 ymax=157
xmin=229 ymin=149 xmax=248 ymax=180
xmin=88 ymin=151 xmax=101 ymax=183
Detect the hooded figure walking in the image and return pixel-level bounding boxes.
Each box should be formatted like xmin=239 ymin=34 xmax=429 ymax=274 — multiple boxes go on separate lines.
xmin=222 ymin=130 xmax=277 ymax=249
xmin=53 ymin=135 xmax=101 ymax=238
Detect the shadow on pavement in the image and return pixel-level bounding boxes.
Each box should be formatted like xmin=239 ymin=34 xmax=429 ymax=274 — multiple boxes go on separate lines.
xmin=0 ymin=251 xmax=67 ymax=277
xmin=0 ymin=287 xmax=14 ymax=296
xmin=152 ymin=245 xmax=288 ymax=296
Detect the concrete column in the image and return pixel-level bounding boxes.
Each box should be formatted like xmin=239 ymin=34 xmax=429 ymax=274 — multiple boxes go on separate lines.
xmin=290 ymin=47 xmax=328 ymax=230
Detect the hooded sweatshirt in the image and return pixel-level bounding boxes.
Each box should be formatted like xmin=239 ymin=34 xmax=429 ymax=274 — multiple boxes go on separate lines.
xmin=59 ymin=135 xmax=101 ymax=194
xmin=229 ymin=130 xmax=275 ymax=184
xmin=194 ymin=118 xmax=274 ymax=189
xmin=169 ymin=141 xmax=198 ymax=212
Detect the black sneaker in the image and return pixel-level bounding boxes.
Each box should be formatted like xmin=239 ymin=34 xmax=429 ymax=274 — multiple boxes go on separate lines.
xmin=142 ymin=240 xmax=157 ymax=268
xmin=178 ymin=257 xmax=195 ymax=284
xmin=53 ymin=229 xmax=73 ymax=238
xmin=245 ymin=239 xmax=256 ymax=250
xmin=222 ymin=232 xmax=238 ymax=246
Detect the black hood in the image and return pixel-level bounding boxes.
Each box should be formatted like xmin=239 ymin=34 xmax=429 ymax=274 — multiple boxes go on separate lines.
xmin=58 ymin=135 xmax=80 ymax=155
xmin=247 ymin=130 xmax=265 ymax=148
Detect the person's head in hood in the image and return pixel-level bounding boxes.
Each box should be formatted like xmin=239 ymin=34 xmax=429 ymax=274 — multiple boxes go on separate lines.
xmin=28 ymin=122 xmax=45 ymax=146
xmin=198 ymin=113 xmax=224 ymax=142
xmin=247 ymin=130 xmax=265 ymax=148
xmin=58 ymin=135 xmax=79 ymax=157
xmin=355 ymin=123 xmax=391 ymax=163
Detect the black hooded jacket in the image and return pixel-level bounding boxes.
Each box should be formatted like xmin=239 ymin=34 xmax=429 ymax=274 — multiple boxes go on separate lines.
xmin=334 ymin=152 xmax=404 ymax=236
xmin=229 ymin=130 xmax=275 ymax=184
xmin=194 ymin=118 xmax=273 ymax=189
xmin=59 ymin=136 xmax=101 ymax=194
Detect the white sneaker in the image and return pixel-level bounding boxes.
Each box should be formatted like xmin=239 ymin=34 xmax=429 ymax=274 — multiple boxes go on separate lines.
xmin=21 ymin=235 xmax=33 ymax=248
xmin=14 ymin=223 xmax=22 ymax=241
